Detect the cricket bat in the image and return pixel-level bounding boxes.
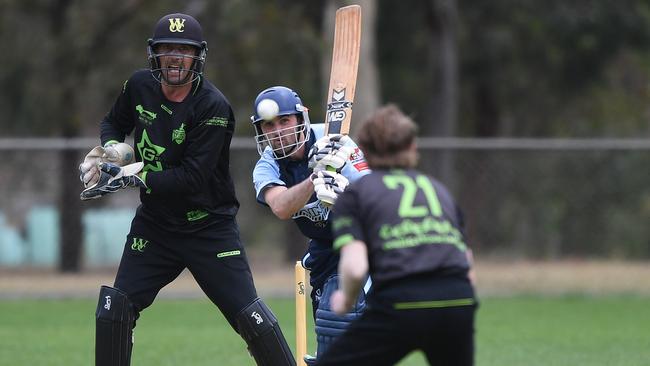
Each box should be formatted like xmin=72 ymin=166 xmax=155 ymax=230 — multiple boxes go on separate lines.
xmin=324 ymin=5 xmax=362 ymax=136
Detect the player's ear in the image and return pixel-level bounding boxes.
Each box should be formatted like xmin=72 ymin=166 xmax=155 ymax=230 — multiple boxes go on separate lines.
xmin=409 ymin=141 xmax=417 ymax=151
xmin=408 ymin=141 xmax=419 ymax=168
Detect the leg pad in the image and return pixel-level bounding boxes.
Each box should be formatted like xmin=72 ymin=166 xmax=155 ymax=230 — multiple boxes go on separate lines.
xmin=95 ymin=285 xmax=135 ymax=366
xmin=236 ymin=298 xmax=296 ymax=366
xmin=315 ymin=275 xmax=366 ymax=357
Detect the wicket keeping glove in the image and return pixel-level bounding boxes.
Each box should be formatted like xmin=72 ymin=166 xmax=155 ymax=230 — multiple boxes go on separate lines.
xmin=80 ymin=162 xmax=146 ymax=201
xmin=310 ymin=170 xmax=349 ymax=206
xmin=308 ymin=134 xmax=354 ymax=172
xmin=79 ymin=143 xmax=135 ymax=188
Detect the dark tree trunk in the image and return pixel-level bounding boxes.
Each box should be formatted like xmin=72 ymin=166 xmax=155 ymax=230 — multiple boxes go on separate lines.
xmin=51 ymin=0 xmax=143 ymax=272
xmin=425 ymin=0 xmax=459 ymax=184
xmin=58 ymin=147 xmax=84 ymax=272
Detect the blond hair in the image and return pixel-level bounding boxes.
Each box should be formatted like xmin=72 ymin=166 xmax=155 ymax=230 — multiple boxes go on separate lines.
xmin=356 ymin=104 xmax=419 ymax=169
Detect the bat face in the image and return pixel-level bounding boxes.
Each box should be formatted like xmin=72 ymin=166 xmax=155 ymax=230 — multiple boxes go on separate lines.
xmin=324 ymin=5 xmax=362 ymax=136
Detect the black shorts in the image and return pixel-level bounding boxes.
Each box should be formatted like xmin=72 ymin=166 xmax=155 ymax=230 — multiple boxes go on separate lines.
xmin=316 ymin=274 xmax=476 ymax=366
xmin=113 ymin=214 xmax=257 ymax=329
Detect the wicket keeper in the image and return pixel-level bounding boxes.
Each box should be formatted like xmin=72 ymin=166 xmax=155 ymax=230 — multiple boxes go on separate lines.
xmin=79 ymin=13 xmax=295 ymax=366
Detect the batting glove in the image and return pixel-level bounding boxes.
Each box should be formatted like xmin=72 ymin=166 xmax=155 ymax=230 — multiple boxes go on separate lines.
xmin=310 ymin=170 xmax=349 ymax=206
xmin=308 ymin=134 xmax=354 ymax=172
xmin=80 ymin=162 xmax=146 ymax=201
xmin=79 ymin=143 xmax=135 ymax=188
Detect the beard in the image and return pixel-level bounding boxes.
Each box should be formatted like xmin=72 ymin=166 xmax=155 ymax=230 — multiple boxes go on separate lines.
xmin=162 ymin=66 xmax=193 ymax=85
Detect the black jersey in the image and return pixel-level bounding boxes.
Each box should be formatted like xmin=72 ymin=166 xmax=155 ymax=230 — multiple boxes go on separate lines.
xmin=331 ymin=169 xmax=470 ymax=289
xmin=100 ymin=70 xmax=239 ymax=233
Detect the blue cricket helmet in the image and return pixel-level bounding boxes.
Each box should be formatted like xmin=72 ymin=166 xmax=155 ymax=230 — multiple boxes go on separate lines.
xmin=251 ymin=86 xmax=311 ymax=159
xmin=251 ymin=86 xmax=306 ymax=124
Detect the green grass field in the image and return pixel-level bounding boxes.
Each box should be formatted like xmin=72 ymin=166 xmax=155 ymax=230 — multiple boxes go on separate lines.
xmin=1 ymin=295 xmax=648 ymax=365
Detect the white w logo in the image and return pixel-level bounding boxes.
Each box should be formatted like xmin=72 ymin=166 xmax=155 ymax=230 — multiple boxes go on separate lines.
xmin=168 ymin=18 xmax=186 ymax=32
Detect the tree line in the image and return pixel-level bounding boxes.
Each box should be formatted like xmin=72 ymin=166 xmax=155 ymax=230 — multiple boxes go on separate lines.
xmin=2 ymin=0 xmax=649 ymax=271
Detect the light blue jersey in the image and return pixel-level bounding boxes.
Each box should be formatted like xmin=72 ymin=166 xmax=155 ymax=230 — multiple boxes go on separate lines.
xmin=252 ymin=124 xmax=370 ymax=288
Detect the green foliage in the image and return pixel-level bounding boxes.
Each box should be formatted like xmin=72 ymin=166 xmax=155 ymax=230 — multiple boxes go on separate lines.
xmin=458 ymin=1 xmax=650 ymax=137
xmin=0 ymin=0 xmax=325 ymax=136
xmin=456 ymin=150 xmax=650 ymax=259
xmin=3 ymin=1 xmax=650 ymax=137
xmin=375 ymin=1 xmax=650 ymax=137
xmin=202 ymin=0 xmax=325 ymax=132
xmin=3 ymin=1 xmax=650 ymax=260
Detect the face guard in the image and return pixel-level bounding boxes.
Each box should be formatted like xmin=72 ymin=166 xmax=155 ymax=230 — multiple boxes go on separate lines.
xmin=254 ymin=111 xmax=311 ymax=159
xmin=147 ymin=44 xmax=206 ymax=85
xmin=251 ymin=86 xmax=311 ymax=159
xmin=147 ymin=13 xmax=207 ymax=86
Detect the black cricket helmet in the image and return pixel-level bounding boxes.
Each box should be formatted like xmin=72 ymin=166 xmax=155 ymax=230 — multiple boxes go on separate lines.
xmin=147 ymin=13 xmax=208 ymax=85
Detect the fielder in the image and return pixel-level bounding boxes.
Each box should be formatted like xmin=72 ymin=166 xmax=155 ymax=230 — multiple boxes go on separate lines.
xmin=79 ymin=13 xmax=295 ymax=366
xmin=316 ymin=105 xmax=477 ymax=366
xmin=250 ymin=86 xmax=371 ymax=363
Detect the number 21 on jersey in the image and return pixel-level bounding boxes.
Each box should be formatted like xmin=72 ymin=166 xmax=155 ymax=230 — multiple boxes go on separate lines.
xmin=383 ymin=173 xmax=442 ymax=218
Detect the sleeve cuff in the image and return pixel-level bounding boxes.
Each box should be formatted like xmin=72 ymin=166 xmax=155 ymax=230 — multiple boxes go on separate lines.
xmin=333 ymin=234 xmax=355 ymax=250
xmin=103 ymin=140 xmax=120 ymax=147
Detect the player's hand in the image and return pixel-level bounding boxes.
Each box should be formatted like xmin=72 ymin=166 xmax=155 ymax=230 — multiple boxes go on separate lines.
xmin=308 ymin=134 xmax=354 ymax=172
xmin=310 ymin=170 xmax=349 ymax=206
xmin=79 ymin=146 xmax=104 ymax=187
xmin=330 ymin=290 xmax=350 ymax=315
xmin=80 ymin=162 xmax=146 ymax=201
xmin=79 ymin=143 xmax=135 ymax=188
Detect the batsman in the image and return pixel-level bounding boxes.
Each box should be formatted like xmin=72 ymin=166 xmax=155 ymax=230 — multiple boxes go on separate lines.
xmin=251 ymin=86 xmax=371 ymax=364
xmin=79 ymin=13 xmax=295 ymax=366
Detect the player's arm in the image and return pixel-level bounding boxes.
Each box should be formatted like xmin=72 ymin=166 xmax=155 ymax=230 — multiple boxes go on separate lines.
xmin=329 ymin=187 xmax=368 ymax=314
xmin=456 ymin=205 xmax=477 ymax=286
xmin=466 ymin=248 xmax=476 ymax=286
xmin=263 ymin=178 xmax=314 ymax=220
xmin=338 ymin=137 xmax=370 ymax=183
xmin=101 ymin=77 xmax=136 ymax=145
xmin=331 ymin=240 xmax=368 ymax=314
xmin=80 ymin=76 xmax=136 ymax=190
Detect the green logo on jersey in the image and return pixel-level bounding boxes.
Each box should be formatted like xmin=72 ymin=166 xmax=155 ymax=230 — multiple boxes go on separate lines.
xmin=216 ymin=250 xmax=241 ymax=258
xmin=131 ymin=237 xmax=149 ymax=252
xmin=379 ymin=172 xmax=466 ymax=252
xmin=201 ymin=116 xmax=228 ymax=127
xmin=187 ymin=209 xmax=209 ymax=222
xmin=172 ymin=123 xmax=186 ymax=144
xmin=160 ymin=104 xmax=173 ymax=115
xmin=137 ymin=130 xmax=165 ymax=173
xmin=379 ymin=217 xmax=465 ymax=251
xmin=136 ymin=104 xmax=157 ymax=125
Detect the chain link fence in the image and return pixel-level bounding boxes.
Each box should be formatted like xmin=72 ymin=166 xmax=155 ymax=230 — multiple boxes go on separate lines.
xmin=1 ymin=137 xmax=649 ymax=269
